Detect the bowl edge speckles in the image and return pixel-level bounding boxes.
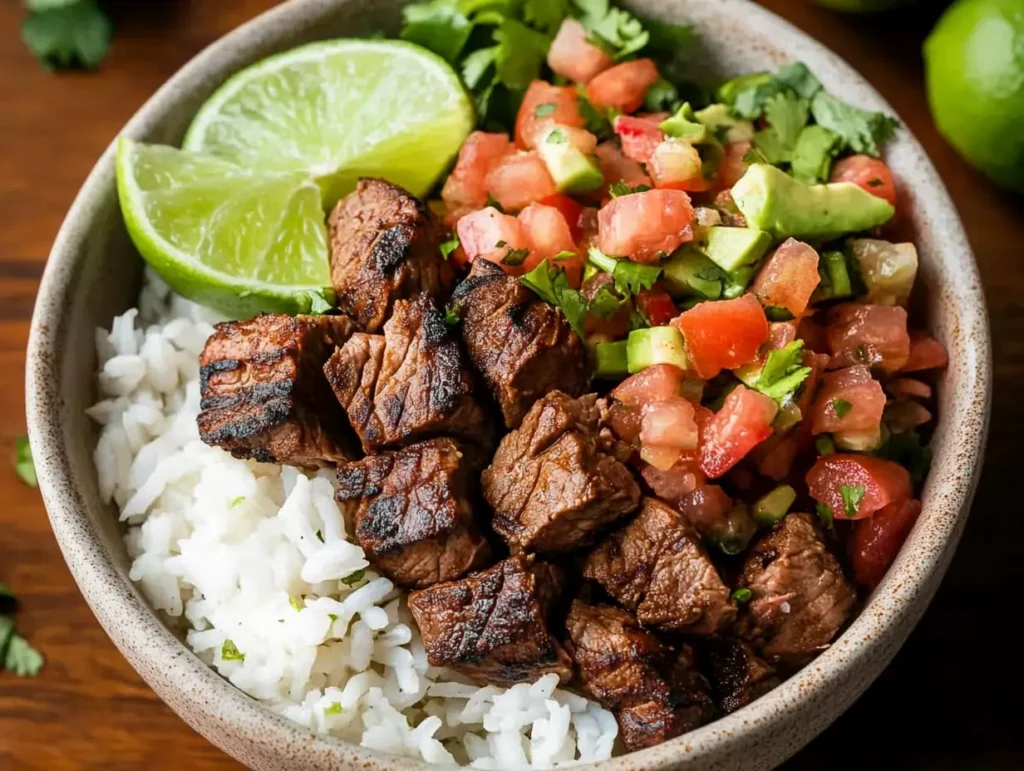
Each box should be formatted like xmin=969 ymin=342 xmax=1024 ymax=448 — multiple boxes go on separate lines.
xmin=25 ymin=1 xmax=990 ymax=769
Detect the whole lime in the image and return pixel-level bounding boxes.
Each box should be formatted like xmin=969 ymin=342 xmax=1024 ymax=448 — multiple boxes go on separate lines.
xmin=924 ymin=0 xmax=1024 ymax=193
xmin=813 ymin=0 xmax=913 ymax=12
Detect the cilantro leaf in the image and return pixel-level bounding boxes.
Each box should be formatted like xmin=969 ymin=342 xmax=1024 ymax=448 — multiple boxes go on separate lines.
xmin=582 ymin=7 xmax=649 ymax=60
xmin=810 ymin=91 xmax=900 ymax=157
xmin=501 ymin=247 xmax=531 ymax=266
xmin=608 ymin=180 xmax=652 ymax=198
xmin=520 ymin=260 xmax=588 ymax=336
xmin=14 ymin=435 xmax=37 ymax=488
xmin=21 ymin=1 xmax=112 ymax=70
xmin=756 ymin=340 xmax=812 ymax=404
xmin=221 ymin=640 xmax=245 ymax=662
xmin=552 ymin=250 xmax=577 ymax=261
xmin=587 ymin=247 xmax=663 ymax=297
xmin=876 ymin=430 xmax=932 ymax=482
xmin=588 ymin=286 xmax=628 ymax=319
xmin=522 ymin=0 xmax=572 ymax=34
xmin=576 ymin=87 xmax=614 ymax=139
xmin=461 ymin=45 xmax=498 ymax=89
xmin=628 ymin=306 xmax=650 ymax=331
xmin=731 ymin=588 xmax=752 ymax=604
xmin=439 ymin=235 xmax=461 ymax=260
xmin=764 ymin=93 xmax=810 ymax=149
xmin=400 ymin=0 xmax=474 ymax=64
xmin=840 ymin=484 xmax=866 ymax=517
xmin=645 ymin=78 xmax=680 ymax=113
xmin=323 ymin=702 xmax=343 ymax=715
xmin=832 ymin=398 xmax=852 ymax=418
xmin=751 ymin=128 xmax=792 ymax=165
xmin=774 ymin=62 xmax=823 ymax=100
xmin=815 ymin=502 xmax=835 ymax=530
xmin=494 ymin=18 xmax=551 ymax=91
xmin=4 ymin=632 xmax=44 ymax=677
xmin=790 ymin=125 xmax=843 ymax=184
xmin=341 ymin=568 xmax=366 ymax=586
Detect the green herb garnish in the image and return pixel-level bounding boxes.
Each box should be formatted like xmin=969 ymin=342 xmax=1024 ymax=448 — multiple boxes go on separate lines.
xmin=832 ymin=399 xmax=853 ymax=419
xmin=520 ymin=259 xmax=588 ymax=337
xmin=14 ymin=435 xmax=37 ymax=488
xmin=815 ymin=502 xmax=835 ymax=531
xmin=323 ymin=702 xmax=343 ymax=715
xmin=755 ymin=341 xmax=811 ymax=404
xmin=840 ymin=484 xmax=866 ymax=517
xmin=21 ymin=0 xmax=113 ymax=71
xmin=439 ymin=236 xmax=460 ymax=260
xmin=501 ymin=247 xmax=531 ymax=266
xmin=341 ymin=569 xmax=366 ymax=586
xmin=731 ymin=588 xmax=752 ymax=604
xmin=221 ymin=640 xmax=245 ymax=662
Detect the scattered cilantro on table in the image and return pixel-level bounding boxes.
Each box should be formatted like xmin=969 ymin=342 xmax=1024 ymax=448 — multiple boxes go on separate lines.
xmin=0 ymin=582 xmax=45 ymax=678
xmin=21 ymin=0 xmax=113 ymax=71
xmin=15 ymin=435 xmax=37 ymax=488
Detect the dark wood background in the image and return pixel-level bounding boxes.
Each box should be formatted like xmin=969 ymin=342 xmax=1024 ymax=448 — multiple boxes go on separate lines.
xmin=0 ymin=1 xmax=1020 ymax=768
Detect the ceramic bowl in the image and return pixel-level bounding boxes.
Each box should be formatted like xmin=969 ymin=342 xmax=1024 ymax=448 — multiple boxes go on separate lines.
xmin=26 ymin=0 xmax=990 ymax=768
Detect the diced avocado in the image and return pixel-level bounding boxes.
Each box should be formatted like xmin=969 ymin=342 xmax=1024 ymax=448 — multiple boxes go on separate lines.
xmin=661 ymin=246 xmax=725 ymax=299
xmin=704 ymin=226 xmax=773 ymax=272
xmin=659 ymin=103 xmax=708 ymax=143
xmin=731 ymin=164 xmax=895 ymax=241
xmin=753 ymin=485 xmax=797 ymax=527
xmin=627 ymin=326 xmax=689 ymax=374
xmin=722 ymin=264 xmax=758 ymax=299
xmin=694 ymin=103 xmax=755 ymax=143
xmin=847 ymin=238 xmax=918 ymax=307
xmin=537 ymin=128 xmax=604 ymax=195
xmin=594 ymin=341 xmax=629 ymax=379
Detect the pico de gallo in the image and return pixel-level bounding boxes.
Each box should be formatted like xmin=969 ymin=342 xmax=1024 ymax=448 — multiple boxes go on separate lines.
xmin=436 ymin=17 xmax=946 ymax=592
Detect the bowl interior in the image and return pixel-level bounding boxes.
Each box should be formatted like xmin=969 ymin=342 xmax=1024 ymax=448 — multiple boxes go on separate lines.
xmin=27 ymin=1 xmax=990 ymax=770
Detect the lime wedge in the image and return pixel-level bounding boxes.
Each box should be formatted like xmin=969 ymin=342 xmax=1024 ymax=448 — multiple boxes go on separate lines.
xmin=116 ymin=137 xmax=333 ymax=317
xmin=182 ymin=39 xmax=475 ymax=208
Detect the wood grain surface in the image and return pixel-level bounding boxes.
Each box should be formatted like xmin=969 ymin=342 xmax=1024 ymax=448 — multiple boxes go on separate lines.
xmin=0 ymin=1 xmax=1020 ymax=769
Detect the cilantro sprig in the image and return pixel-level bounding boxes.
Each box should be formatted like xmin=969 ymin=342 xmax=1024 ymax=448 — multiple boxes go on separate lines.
xmin=588 ymin=248 xmax=662 ymax=296
xmin=21 ymin=0 xmax=112 ymax=70
xmin=0 ymin=581 xmax=45 ymax=678
xmin=520 ymin=260 xmax=589 ymax=337
xmin=754 ymin=340 xmax=812 ymax=405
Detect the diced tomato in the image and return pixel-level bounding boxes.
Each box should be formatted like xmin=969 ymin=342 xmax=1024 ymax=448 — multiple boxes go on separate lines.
xmin=826 ymin=303 xmax=911 ymax=374
xmin=597 ymin=189 xmax=695 ymax=263
xmin=456 ymin=207 xmax=530 ymax=271
xmin=441 ymin=132 xmax=514 ymax=209
xmin=831 ymin=155 xmax=897 ymax=207
xmin=752 ymin=239 xmax=821 ymax=318
xmin=547 ymin=18 xmax=615 ymax=84
xmin=635 ymin=287 xmax=677 ymax=327
xmin=649 ymin=140 xmax=711 ymax=192
xmin=642 ymin=458 xmax=705 ymax=504
xmin=716 ymin=141 xmax=751 ymax=190
xmin=518 ymin=203 xmax=582 ymax=286
xmin=587 ymin=58 xmax=660 ymax=114
xmin=806 ymin=454 xmax=912 ymax=520
xmin=612 ymin=363 xmax=685 ymax=406
xmin=899 ymin=332 xmax=948 ymax=373
xmin=595 ymin=142 xmax=653 ymax=198
xmin=515 ymin=81 xmax=585 ymax=150
xmin=887 ymin=378 xmax=932 ymax=400
xmin=676 ymin=483 xmax=734 ymax=536
xmin=540 ymin=194 xmax=585 ymax=241
xmin=486 ymin=152 xmax=557 ymax=213
xmin=810 ymin=365 xmax=886 ymax=435
xmin=850 ymin=498 xmax=922 ymax=587
xmin=797 ymin=315 xmax=828 ymax=354
xmin=613 ymin=114 xmax=665 ymax=164
xmin=673 ymin=294 xmax=770 ymax=379
xmin=640 ymin=396 xmax=699 ymax=449
xmin=699 ymin=385 xmax=779 ymax=478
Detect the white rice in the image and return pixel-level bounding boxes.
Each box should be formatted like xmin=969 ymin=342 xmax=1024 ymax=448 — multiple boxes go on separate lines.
xmin=89 ymin=268 xmax=618 ymax=768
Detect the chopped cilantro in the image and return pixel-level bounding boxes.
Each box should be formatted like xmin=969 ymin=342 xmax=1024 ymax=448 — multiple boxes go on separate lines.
xmin=645 ymin=78 xmax=680 ymax=113
xmin=534 ymin=102 xmax=557 ymax=117
xmin=323 ymin=702 xmax=344 ymax=715
xmin=14 ymin=435 xmax=37 ymax=488
xmin=3 ymin=632 xmax=44 ymax=677
xmin=815 ymin=502 xmax=835 ymax=530
xmin=552 ymin=250 xmax=577 ymax=261
xmin=588 ymin=286 xmax=628 ymax=320
xmin=546 ymin=128 xmax=568 ymax=145
xmin=221 ymin=640 xmax=245 ymax=662
xmin=341 ymin=569 xmax=366 ymax=586
xmin=608 ymin=180 xmax=652 ymax=198
xmin=731 ymin=588 xmax=752 ymax=604
xmin=328 ymin=613 xmax=338 ymax=623
xmin=755 ymin=341 xmax=812 ymax=404
xmin=576 ymin=87 xmax=614 ymax=139
xmin=815 ymin=434 xmax=836 ymax=456
xmin=521 ymin=260 xmax=588 ymax=336
xmin=576 ymin=1 xmax=649 ymax=60
xmin=501 ymin=247 xmax=531 ymax=266
xmin=315 ymin=530 xmax=324 ymax=543
xmin=840 ymin=484 xmax=866 ymax=517
xmin=229 ymin=496 xmax=245 ymax=508
xmin=832 ymin=398 xmax=853 ymax=419
xmin=495 ymin=240 xmax=507 ymax=248
xmin=587 ymin=247 xmax=662 ymax=298
xmin=444 ymin=299 xmax=465 ymax=326
xmin=764 ymin=306 xmax=795 ymax=322
xmin=461 ymin=46 xmax=498 ymax=89
xmin=439 ymin=236 xmax=460 ymax=260
xmin=810 ymin=92 xmax=900 ymax=158
xmin=289 ymin=596 xmax=303 ymax=612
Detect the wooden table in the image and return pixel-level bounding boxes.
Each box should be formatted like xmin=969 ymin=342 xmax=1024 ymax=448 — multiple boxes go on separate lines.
xmin=0 ymin=1 xmax=1020 ymax=768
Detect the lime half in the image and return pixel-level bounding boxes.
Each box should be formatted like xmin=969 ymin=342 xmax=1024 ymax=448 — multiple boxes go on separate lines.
xmin=117 ymin=137 xmax=332 ymax=318
xmin=183 ymin=39 xmax=475 ymax=208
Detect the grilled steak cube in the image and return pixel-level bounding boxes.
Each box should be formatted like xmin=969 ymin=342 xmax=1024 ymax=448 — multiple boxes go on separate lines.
xmin=408 ymin=555 xmax=572 ymax=685
xmin=198 ymin=314 xmax=355 ymax=465
xmin=482 ymin=391 xmax=640 ymax=554
xmin=324 ymin=296 xmax=491 ymax=453
xmin=328 ymin=178 xmax=455 ymax=332
xmin=583 ymin=498 xmax=736 ymax=635
xmin=453 ymin=259 xmax=590 ymax=429
xmin=736 ymin=513 xmax=856 ymax=666
xmin=335 ymin=438 xmax=491 ymax=588
xmin=566 ymin=601 xmax=715 ymax=751
xmin=703 ymin=639 xmax=780 ymax=715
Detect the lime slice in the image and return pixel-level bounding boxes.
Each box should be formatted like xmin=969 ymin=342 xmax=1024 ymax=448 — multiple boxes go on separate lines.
xmin=116 ymin=137 xmax=332 ymax=317
xmin=182 ymin=39 xmax=475 ymax=208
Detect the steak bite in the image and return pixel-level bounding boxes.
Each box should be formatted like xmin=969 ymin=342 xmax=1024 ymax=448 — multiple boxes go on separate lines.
xmin=198 ymin=314 xmax=355 ymax=466
xmin=703 ymin=639 xmax=780 ymax=715
xmin=583 ymin=498 xmax=736 ymax=635
xmin=453 ymin=259 xmax=590 ymax=429
xmin=324 ymin=296 xmax=491 ymax=453
xmin=328 ymin=178 xmax=455 ymax=332
xmin=335 ymin=438 xmax=491 ymax=589
xmin=482 ymin=391 xmax=641 ymax=554
xmin=407 ymin=555 xmax=573 ymax=686
xmin=566 ymin=601 xmax=715 ymax=751
xmin=736 ymin=513 xmax=856 ymax=666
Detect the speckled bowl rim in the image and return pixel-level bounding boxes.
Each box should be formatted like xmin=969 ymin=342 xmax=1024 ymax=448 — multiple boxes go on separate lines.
xmin=26 ymin=1 xmax=990 ymax=769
